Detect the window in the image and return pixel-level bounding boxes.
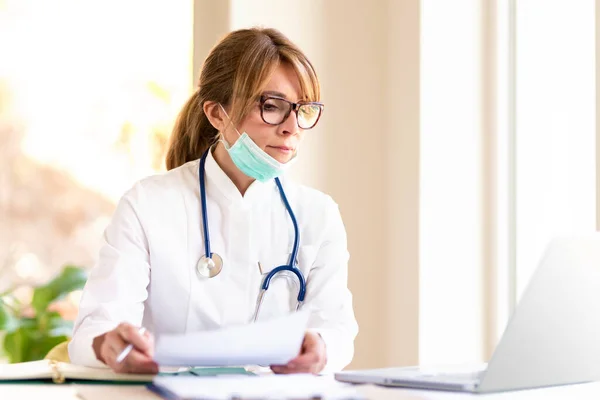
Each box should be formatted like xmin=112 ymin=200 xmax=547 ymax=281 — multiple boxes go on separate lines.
xmin=513 ymin=0 xmax=596 ymax=300
xmin=0 ymin=1 xmax=192 ymax=290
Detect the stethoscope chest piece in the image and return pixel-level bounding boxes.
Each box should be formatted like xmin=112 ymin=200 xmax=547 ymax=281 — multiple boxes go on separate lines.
xmin=196 ymin=253 xmax=223 ymax=278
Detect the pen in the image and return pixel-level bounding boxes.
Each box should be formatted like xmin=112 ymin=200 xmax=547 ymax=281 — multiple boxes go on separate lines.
xmin=116 ymin=326 xmax=147 ymax=363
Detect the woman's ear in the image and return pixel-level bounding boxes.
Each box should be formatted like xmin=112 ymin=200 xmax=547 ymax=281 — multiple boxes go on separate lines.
xmin=203 ymin=101 xmax=226 ymax=131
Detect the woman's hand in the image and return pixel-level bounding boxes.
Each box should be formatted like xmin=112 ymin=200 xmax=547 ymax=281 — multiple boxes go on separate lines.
xmin=271 ymin=331 xmax=327 ymax=374
xmin=92 ymin=322 xmax=159 ymax=374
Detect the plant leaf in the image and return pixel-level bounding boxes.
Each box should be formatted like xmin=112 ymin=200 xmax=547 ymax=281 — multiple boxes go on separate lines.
xmin=32 ymin=266 xmax=87 ymax=314
xmin=26 ymin=334 xmax=68 ymax=362
xmin=0 ymin=298 xmax=18 ymax=332
xmin=3 ymin=327 xmax=28 ymax=363
xmin=3 ymin=319 xmax=68 ymax=362
xmin=38 ymin=311 xmax=74 ymax=336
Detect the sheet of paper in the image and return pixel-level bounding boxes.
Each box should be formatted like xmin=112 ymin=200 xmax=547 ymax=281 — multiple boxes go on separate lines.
xmin=154 ymin=310 xmax=310 ymax=366
xmin=0 ymin=360 xmax=53 ymax=380
xmin=150 ymin=374 xmax=365 ymax=400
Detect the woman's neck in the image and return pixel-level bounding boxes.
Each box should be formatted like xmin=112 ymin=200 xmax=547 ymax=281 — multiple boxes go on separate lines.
xmin=212 ymin=142 xmax=255 ymax=196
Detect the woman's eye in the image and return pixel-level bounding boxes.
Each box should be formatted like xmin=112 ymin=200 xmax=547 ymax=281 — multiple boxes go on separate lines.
xmin=263 ymin=104 xmax=279 ymax=112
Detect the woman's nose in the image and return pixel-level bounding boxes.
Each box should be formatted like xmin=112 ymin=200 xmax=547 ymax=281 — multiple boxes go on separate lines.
xmin=279 ymin=109 xmax=300 ymax=135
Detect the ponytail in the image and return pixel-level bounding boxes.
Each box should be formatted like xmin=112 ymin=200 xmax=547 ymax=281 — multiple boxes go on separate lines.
xmin=165 ymin=91 xmax=218 ymax=170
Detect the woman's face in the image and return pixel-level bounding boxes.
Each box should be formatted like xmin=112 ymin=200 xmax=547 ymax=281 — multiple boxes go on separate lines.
xmin=222 ymin=63 xmax=308 ymax=164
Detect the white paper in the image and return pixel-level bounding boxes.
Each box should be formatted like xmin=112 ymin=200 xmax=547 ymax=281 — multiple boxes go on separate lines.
xmin=151 ymin=374 xmax=364 ymax=400
xmin=154 ymin=310 xmax=310 ymax=366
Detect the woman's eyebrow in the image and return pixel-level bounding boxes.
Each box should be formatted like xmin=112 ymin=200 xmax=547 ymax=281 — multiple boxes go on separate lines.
xmin=262 ymin=90 xmax=289 ymax=99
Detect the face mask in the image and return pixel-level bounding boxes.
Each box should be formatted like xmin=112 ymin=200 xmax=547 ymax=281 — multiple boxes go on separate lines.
xmin=218 ymin=104 xmax=297 ymax=182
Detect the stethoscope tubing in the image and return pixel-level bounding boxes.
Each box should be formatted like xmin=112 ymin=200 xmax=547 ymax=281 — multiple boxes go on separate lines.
xmin=198 ymin=149 xmax=306 ymax=306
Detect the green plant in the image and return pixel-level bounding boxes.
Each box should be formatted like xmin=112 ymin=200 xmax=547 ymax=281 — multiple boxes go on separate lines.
xmin=0 ymin=266 xmax=87 ymax=363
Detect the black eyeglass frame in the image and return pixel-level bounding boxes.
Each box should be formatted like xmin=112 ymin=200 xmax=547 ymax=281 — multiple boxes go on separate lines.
xmin=258 ymin=95 xmax=324 ymax=129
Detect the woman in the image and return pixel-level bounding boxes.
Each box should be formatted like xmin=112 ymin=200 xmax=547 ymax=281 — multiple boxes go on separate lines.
xmin=69 ymin=27 xmax=358 ymax=375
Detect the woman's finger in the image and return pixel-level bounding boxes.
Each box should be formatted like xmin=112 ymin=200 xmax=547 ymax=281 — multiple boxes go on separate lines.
xmin=271 ymin=351 xmax=319 ymax=374
xmin=106 ymin=331 xmax=127 ymax=356
xmin=102 ymin=342 xmax=121 ymax=370
xmin=289 ymin=351 xmax=320 ymax=367
xmin=271 ymin=365 xmax=296 ymax=374
xmin=122 ymin=348 xmax=159 ymax=374
xmin=117 ymin=323 xmax=152 ymax=354
xmin=271 ymin=361 xmax=316 ymax=374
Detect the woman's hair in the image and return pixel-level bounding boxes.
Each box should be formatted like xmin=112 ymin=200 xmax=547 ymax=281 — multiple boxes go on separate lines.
xmin=165 ymin=27 xmax=321 ymax=170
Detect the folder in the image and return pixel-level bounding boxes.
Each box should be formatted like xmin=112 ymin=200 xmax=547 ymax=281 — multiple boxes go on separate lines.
xmin=148 ymin=374 xmax=365 ymax=400
xmin=0 ymin=360 xmax=254 ymax=384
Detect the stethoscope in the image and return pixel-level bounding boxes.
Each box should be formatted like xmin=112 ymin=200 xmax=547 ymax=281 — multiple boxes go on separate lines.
xmin=195 ymin=150 xmax=306 ymax=322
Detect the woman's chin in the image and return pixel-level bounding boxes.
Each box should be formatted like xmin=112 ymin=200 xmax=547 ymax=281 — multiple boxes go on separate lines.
xmin=266 ymin=150 xmax=294 ymax=164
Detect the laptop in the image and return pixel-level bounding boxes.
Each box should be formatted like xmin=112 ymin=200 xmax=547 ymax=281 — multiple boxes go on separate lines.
xmin=336 ymin=235 xmax=600 ymax=393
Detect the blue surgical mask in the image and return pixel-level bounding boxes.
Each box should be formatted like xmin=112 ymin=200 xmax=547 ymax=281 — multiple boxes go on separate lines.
xmin=218 ymin=104 xmax=296 ymax=182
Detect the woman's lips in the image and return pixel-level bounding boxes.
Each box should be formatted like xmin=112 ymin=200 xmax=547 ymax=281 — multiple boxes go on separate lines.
xmin=268 ymin=145 xmax=294 ymax=154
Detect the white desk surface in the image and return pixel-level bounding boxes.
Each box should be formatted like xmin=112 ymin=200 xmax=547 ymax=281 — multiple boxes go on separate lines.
xmin=2 ymin=380 xmax=600 ymax=400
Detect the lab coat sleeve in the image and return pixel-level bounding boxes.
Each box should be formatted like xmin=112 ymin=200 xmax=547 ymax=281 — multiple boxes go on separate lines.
xmin=68 ymin=182 xmax=151 ymax=367
xmin=304 ymin=197 xmax=359 ymax=373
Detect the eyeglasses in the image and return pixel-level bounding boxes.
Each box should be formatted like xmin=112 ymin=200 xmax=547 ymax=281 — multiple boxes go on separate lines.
xmin=259 ymin=95 xmax=324 ymax=129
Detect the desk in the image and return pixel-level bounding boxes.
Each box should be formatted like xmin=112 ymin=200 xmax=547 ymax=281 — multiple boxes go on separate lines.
xmin=2 ymin=380 xmax=600 ymax=399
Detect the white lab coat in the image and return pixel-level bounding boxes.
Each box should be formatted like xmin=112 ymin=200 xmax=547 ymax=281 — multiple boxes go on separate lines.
xmin=68 ymin=150 xmax=358 ymax=372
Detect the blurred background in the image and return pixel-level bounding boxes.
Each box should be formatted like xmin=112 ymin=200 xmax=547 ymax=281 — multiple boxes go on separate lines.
xmin=0 ymin=0 xmax=597 ymax=370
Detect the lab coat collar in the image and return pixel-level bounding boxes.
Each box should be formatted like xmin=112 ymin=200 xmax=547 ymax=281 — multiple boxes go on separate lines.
xmin=204 ymin=148 xmax=276 ymax=204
